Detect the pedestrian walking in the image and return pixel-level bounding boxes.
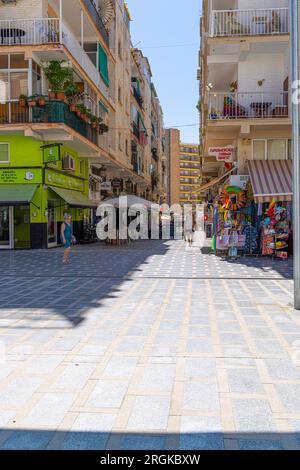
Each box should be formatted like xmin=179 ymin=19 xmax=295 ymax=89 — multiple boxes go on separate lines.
xmin=185 ymin=221 xmax=196 ymax=247
xmin=61 ymin=214 xmax=75 ymax=264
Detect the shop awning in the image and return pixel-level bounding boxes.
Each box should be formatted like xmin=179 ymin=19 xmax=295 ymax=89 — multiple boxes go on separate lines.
xmin=0 ymin=184 xmax=38 ymax=205
xmin=49 ymin=186 xmax=97 ymax=209
xmin=247 ymin=160 xmax=292 ymax=203
xmin=199 ymin=167 xmax=236 ymax=192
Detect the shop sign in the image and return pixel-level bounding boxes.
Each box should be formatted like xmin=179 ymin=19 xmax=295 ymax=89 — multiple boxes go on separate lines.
xmin=208 ymin=146 xmax=235 ymax=162
xmin=0 ymin=168 xmax=42 ymax=184
xmin=41 ymin=143 xmax=62 ymax=164
xmin=100 ymin=181 xmax=112 ymax=191
xmin=229 ymin=175 xmax=250 ymax=190
xmin=45 ymin=169 xmax=84 ymax=192
xmin=111 ymin=178 xmax=122 ymax=189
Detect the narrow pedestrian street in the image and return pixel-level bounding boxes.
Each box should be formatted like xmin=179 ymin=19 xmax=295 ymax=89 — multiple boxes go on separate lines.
xmin=0 ymin=240 xmax=299 ymax=450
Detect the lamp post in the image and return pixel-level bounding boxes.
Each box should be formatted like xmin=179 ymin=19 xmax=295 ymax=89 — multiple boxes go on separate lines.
xmin=291 ymin=0 xmax=300 ymax=309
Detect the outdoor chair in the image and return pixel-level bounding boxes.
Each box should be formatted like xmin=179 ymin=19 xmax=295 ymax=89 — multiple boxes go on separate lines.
xmin=223 ymin=96 xmax=247 ymax=118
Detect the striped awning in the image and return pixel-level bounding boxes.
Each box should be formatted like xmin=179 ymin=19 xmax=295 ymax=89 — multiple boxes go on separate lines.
xmin=247 ymin=160 xmax=292 ymax=203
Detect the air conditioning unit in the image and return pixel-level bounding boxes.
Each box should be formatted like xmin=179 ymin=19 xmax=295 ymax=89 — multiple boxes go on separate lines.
xmin=63 ymin=154 xmax=75 ymax=171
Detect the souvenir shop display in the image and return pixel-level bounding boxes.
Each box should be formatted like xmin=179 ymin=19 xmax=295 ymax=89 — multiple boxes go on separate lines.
xmin=261 ymin=200 xmax=290 ymax=258
xmin=243 ymin=224 xmax=259 ymax=255
xmin=211 ymin=177 xmax=292 ymax=260
xmin=215 ymin=185 xmax=248 ymax=258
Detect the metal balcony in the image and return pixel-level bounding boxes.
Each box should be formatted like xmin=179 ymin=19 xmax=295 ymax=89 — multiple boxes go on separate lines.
xmin=208 ymin=92 xmax=289 ymax=119
xmin=210 ymin=8 xmax=289 ymax=37
xmin=0 ymin=100 xmax=98 ymax=145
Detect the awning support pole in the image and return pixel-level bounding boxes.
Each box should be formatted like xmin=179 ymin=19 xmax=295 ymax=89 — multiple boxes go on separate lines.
xmin=291 ymin=0 xmax=300 ymax=309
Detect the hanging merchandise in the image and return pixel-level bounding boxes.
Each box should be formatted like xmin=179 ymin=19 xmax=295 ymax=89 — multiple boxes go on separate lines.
xmin=243 ymin=224 xmax=258 ymax=254
xmin=220 ymin=187 xmax=247 ymax=212
xmin=224 ymin=211 xmax=232 ymax=229
xmin=261 ymin=200 xmax=290 ymax=258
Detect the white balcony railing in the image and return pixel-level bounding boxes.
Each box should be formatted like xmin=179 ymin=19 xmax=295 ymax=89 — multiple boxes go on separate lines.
xmin=0 ymin=18 xmax=60 ymax=45
xmin=210 ymin=8 xmax=289 ymax=37
xmin=208 ymin=92 xmax=289 ymax=119
xmin=0 ymin=18 xmax=109 ymax=100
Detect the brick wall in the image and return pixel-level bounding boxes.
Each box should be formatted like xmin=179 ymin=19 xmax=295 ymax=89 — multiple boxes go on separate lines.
xmin=0 ymin=0 xmax=43 ymax=19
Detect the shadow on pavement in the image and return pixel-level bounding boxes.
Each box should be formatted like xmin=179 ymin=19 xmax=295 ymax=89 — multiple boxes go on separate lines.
xmin=0 ymin=429 xmax=299 ymax=450
xmin=0 ymin=240 xmax=171 ymax=327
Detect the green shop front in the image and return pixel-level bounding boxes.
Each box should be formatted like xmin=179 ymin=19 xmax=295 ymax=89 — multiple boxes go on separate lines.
xmin=0 ymin=167 xmax=96 ymax=250
xmin=0 ymin=168 xmax=42 ymax=249
xmin=44 ymin=168 xmax=96 ymax=249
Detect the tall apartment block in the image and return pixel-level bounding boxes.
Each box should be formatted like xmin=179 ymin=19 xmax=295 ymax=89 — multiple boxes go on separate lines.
xmin=165 ymin=128 xmax=200 ymax=207
xmin=0 ymin=0 xmax=166 ymax=249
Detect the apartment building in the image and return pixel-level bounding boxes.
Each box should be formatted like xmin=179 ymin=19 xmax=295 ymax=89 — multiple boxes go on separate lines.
xmin=199 ymin=0 xmax=292 ymax=199
xmin=165 ymin=128 xmax=200 ymax=207
xmin=0 ymin=0 xmax=166 ymax=249
xmin=151 ymin=83 xmax=167 ymax=203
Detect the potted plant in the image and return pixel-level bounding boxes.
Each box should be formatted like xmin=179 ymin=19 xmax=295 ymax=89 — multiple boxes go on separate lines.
xmin=229 ymin=81 xmax=238 ymax=92
xmin=77 ymin=104 xmax=92 ymax=122
xmin=209 ymin=107 xmax=219 ymax=119
xmin=37 ymin=95 xmax=46 ymax=106
xmin=43 ymin=60 xmax=73 ymax=101
xmin=76 ymin=103 xmax=86 ymax=120
xmin=91 ymin=115 xmax=99 ymax=129
xmin=27 ymin=95 xmax=37 ymax=107
xmin=85 ymin=109 xmax=93 ymax=124
xmin=99 ymin=122 xmax=109 ymax=134
xmin=19 ymin=94 xmax=27 ymax=107
xmin=48 ymin=89 xmax=56 ymax=100
xmin=65 ymin=82 xmax=80 ymax=112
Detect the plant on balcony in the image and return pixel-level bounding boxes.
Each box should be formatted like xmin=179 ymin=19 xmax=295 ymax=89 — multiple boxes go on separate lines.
xmin=76 ymin=104 xmax=89 ymax=122
xmin=37 ymin=95 xmax=46 ymax=106
xmin=209 ymin=107 xmax=220 ymax=119
xmin=91 ymin=115 xmax=99 ymax=129
xmin=65 ymin=83 xmax=82 ymax=112
xmin=43 ymin=60 xmax=74 ymax=101
xmin=27 ymin=95 xmax=38 ymax=107
xmin=229 ymin=81 xmax=238 ymax=92
xmin=99 ymin=122 xmax=109 ymax=135
xmin=18 ymin=94 xmax=27 ymax=107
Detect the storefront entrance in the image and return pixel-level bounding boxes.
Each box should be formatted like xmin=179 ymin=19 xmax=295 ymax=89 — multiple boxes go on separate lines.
xmin=0 ymin=206 xmax=13 ymax=249
xmin=47 ymin=200 xmax=57 ymax=247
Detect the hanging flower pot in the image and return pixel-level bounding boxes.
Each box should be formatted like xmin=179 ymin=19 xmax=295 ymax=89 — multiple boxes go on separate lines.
xmin=49 ymin=91 xmax=56 ymax=100
xmin=69 ymin=104 xmax=76 ymax=112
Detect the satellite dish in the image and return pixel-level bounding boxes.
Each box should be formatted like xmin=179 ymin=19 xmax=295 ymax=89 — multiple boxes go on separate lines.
xmin=98 ymin=0 xmax=115 ymax=27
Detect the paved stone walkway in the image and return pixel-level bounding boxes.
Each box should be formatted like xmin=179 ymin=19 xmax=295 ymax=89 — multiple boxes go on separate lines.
xmin=0 ymin=240 xmax=300 ymax=450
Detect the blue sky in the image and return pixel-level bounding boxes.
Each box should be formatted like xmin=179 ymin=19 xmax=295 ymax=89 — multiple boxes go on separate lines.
xmin=127 ymin=0 xmax=201 ymax=144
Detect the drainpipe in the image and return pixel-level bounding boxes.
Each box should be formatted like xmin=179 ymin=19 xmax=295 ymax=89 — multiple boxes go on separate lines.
xmin=59 ymin=0 xmax=63 ymax=44
xmin=81 ymin=8 xmax=84 ymax=67
xmin=291 ymin=0 xmax=300 ymax=309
